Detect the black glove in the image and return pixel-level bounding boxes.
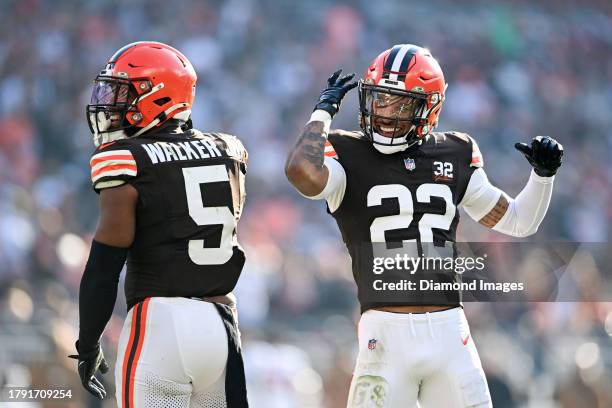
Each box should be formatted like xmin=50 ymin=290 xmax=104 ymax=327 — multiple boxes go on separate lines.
xmin=68 ymin=341 xmax=109 ymax=399
xmin=515 ymin=136 xmax=563 ymax=177
xmin=314 ymin=69 xmax=358 ymax=118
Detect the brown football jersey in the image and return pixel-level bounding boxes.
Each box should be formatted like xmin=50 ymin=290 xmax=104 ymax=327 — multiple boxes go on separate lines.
xmin=326 ymin=130 xmax=483 ymax=312
xmin=90 ymin=129 xmax=248 ymax=309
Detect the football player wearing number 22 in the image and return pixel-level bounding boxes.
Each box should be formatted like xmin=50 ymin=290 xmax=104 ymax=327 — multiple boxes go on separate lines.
xmin=286 ymin=45 xmax=563 ymax=407
xmin=70 ymin=42 xmax=249 ymax=407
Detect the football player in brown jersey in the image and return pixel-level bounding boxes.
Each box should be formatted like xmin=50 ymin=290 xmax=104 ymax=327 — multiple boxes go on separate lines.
xmin=286 ymin=44 xmax=562 ymax=407
xmin=70 ymin=42 xmax=249 ymax=407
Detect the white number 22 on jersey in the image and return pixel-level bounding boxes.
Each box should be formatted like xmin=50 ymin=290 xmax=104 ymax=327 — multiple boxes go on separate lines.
xmin=368 ymin=183 xmax=455 ymax=243
xmin=182 ymin=165 xmax=235 ymax=265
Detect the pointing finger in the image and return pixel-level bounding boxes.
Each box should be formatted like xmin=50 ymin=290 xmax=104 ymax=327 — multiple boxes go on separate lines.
xmin=514 ymin=142 xmax=531 ymax=157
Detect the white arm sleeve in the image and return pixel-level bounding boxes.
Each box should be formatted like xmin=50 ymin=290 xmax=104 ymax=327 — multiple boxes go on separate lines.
xmin=460 ymin=168 xmax=554 ymax=237
xmin=300 ymin=157 xmax=347 ymax=213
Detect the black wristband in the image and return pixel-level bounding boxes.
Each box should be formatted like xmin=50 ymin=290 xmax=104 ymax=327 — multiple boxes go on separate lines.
xmin=78 ymin=240 xmax=127 ymax=350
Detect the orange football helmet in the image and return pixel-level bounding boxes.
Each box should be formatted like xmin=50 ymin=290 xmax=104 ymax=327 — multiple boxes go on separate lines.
xmin=87 ymin=41 xmax=197 ymax=147
xmin=359 ymin=44 xmax=447 ymax=154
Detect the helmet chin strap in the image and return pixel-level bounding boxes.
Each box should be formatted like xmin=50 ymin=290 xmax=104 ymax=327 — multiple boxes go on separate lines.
xmin=132 ymin=103 xmax=190 ymax=137
xmin=91 ymin=103 xmax=190 ymax=146
xmin=373 ymin=142 xmax=409 ymax=154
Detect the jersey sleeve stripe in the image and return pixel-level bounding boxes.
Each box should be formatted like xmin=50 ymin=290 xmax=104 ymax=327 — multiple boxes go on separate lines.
xmin=324 ymin=141 xmax=338 ymax=158
xmin=90 ymin=148 xmax=138 ymax=184
xmin=90 ymin=149 xmax=133 ymax=163
xmin=468 ymin=135 xmax=484 ymax=168
xmin=91 ymin=154 xmax=135 ymax=167
xmin=324 ymin=151 xmax=338 ymax=158
xmin=471 ymin=151 xmax=483 ymax=167
xmin=91 ymin=165 xmax=137 ymax=182
xmin=91 ymin=159 xmax=136 ymax=173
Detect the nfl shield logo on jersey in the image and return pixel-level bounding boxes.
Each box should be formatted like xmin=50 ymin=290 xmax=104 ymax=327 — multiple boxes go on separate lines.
xmin=368 ymin=339 xmax=377 ymax=350
xmin=404 ymin=157 xmax=416 ymax=171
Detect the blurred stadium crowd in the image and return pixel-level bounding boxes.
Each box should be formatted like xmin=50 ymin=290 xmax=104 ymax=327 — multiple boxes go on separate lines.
xmin=0 ymin=0 xmax=611 ymax=406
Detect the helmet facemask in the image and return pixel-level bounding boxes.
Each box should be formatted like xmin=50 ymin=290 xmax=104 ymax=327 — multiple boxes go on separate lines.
xmin=359 ymin=81 xmax=430 ymax=154
xmin=86 ymin=75 xmax=142 ymax=147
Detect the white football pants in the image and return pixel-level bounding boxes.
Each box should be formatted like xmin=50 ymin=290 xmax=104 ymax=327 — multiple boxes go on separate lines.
xmin=115 ymin=297 xmax=228 ymax=408
xmin=347 ymin=307 xmax=492 ymax=408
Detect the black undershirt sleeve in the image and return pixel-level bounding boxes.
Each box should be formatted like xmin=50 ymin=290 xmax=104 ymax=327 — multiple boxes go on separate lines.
xmin=78 ymin=240 xmax=127 ymax=353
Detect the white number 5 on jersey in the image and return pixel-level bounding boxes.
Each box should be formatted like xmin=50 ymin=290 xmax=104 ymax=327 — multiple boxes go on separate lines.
xmin=182 ymin=165 xmax=235 ymax=265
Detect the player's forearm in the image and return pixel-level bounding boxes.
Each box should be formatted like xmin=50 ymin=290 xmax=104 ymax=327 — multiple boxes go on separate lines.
xmin=78 ymin=240 xmax=126 ymax=351
xmin=463 ymin=168 xmax=555 ymax=237
xmin=492 ymin=170 xmax=554 ymax=237
xmin=287 ymin=69 xmax=356 ymax=197
xmin=285 ymin=114 xmax=330 ymax=196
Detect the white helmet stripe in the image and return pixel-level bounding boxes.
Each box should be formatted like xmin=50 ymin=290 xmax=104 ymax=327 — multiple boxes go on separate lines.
xmin=388 ymin=44 xmax=415 ymax=81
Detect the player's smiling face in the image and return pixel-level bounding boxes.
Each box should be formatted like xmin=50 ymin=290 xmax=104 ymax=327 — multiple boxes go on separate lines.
xmin=371 ymin=92 xmax=420 ymax=137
